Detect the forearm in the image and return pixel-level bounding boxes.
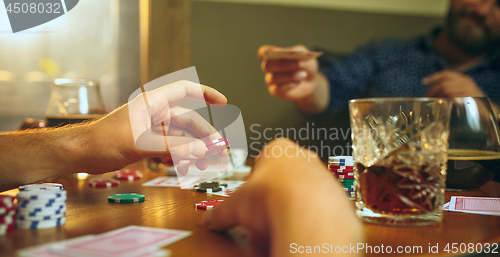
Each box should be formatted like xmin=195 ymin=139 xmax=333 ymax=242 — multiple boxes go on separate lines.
xmin=0 ymin=125 xmax=91 ymax=191
xmin=295 ymin=72 xmax=330 ymax=115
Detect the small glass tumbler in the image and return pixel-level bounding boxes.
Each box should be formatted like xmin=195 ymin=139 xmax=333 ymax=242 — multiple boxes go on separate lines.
xmin=45 ymin=78 xmax=106 ymax=127
xmin=349 ymin=98 xmax=452 ymax=226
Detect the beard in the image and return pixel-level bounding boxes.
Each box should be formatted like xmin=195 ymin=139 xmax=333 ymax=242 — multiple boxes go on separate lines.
xmin=447 ymin=8 xmax=500 ymax=55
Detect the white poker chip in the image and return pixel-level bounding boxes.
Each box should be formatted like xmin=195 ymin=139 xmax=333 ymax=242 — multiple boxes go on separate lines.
xmin=17 ymin=206 xmax=67 ymax=218
xmin=16 ymin=217 xmax=66 ymax=229
xmin=19 ymin=183 xmax=63 ymax=191
xmin=17 ymin=190 xmax=66 ymax=200
xmin=17 ymin=197 xmax=66 ymax=208
xmin=17 ymin=210 xmax=66 ymax=221
xmin=17 ymin=203 xmax=65 ymax=214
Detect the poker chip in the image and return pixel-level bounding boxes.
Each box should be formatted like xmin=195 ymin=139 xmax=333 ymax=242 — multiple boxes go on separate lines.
xmin=341 ymin=188 xmax=355 ymax=192
xmin=16 ymin=217 xmax=66 ymax=229
xmin=0 ymin=195 xmax=16 ymax=215
xmin=195 ymin=200 xmax=224 ymax=210
xmin=336 ymin=175 xmax=355 ymax=179
xmin=193 ymin=181 xmax=228 ymax=193
xmin=17 ymin=205 xmax=66 ymax=217
xmin=114 ymin=169 xmax=143 ymax=181
xmin=17 ymin=190 xmax=66 ymax=201
xmin=332 ymin=171 xmax=354 ymax=176
xmin=17 ymin=197 xmax=66 ymax=209
xmin=88 ymin=179 xmax=120 ymax=188
xmin=0 ymin=222 xmax=15 ymax=235
xmin=108 ymin=193 xmax=145 ymax=203
xmin=328 ymin=165 xmax=354 ymax=169
xmin=19 ymin=183 xmax=63 ymax=191
xmin=204 ymin=138 xmax=230 ymax=158
xmin=17 ymin=210 xmax=66 ymax=221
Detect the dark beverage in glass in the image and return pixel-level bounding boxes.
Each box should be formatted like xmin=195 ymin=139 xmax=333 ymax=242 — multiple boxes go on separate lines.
xmin=46 ymin=114 xmax=104 ymax=127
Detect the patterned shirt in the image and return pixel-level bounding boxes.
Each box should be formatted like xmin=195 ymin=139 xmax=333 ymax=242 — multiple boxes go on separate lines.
xmin=321 ymin=28 xmax=500 ymax=114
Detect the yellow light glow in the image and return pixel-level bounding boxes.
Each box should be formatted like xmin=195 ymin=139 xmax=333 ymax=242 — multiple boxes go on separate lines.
xmin=77 ymin=173 xmax=89 ymax=179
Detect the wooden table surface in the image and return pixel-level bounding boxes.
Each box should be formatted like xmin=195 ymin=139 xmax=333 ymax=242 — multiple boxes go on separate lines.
xmin=1 ymin=159 xmax=499 ymax=257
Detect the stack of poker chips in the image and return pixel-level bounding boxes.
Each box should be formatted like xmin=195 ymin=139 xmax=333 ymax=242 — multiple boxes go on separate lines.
xmin=16 ymin=183 xmax=67 ymax=229
xmin=0 ymin=195 xmax=16 ymax=235
xmin=328 ymin=156 xmax=355 ymax=200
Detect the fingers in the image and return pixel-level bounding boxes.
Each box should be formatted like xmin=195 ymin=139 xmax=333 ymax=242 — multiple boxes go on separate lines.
xmin=264 ymin=70 xmax=307 ymax=85
xmin=169 ymin=106 xmax=223 ymax=142
xmin=176 ymin=160 xmax=191 ymax=176
xmin=150 ymin=80 xmax=228 ymax=107
xmin=204 ymin=200 xmax=239 ymax=231
xmin=422 ymin=70 xmax=454 ymax=86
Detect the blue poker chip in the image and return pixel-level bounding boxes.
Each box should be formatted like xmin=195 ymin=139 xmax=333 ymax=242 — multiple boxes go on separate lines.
xmin=341 ymin=188 xmax=355 ymax=192
xmin=16 ymin=217 xmax=66 ymax=229
xmin=19 ymin=183 xmax=63 ymax=191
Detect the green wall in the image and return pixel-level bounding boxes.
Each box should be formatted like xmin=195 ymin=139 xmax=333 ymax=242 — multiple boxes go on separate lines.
xmin=192 ymin=2 xmax=442 ymax=157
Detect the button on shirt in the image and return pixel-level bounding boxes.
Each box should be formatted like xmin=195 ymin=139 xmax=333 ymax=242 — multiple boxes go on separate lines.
xmin=321 ymin=28 xmax=500 ymax=114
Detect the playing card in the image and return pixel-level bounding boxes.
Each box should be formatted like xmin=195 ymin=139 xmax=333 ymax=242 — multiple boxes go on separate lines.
xmin=443 ymin=202 xmax=450 ymax=210
xmin=142 ymin=176 xmax=200 ymax=187
xmin=262 ymin=49 xmax=323 ymax=60
xmin=51 ymin=226 xmax=191 ymax=257
xmin=18 ymin=236 xmax=96 ymax=257
xmin=447 ymin=196 xmax=500 ymax=216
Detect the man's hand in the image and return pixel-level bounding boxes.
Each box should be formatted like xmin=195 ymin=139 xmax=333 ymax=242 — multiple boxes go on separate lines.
xmin=203 ymin=139 xmax=363 ymax=257
xmin=258 ymin=45 xmax=330 ymax=114
xmin=423 ymin=70 xmax=485 ymax=97
xmin=88 ymin=80 xmax=227 ymax=176
xmin=424 ymin=70 xmax=500 ymax=120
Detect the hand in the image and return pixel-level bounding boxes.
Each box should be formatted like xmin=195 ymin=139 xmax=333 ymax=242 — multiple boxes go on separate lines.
xmin=86 ymin=80 xmax=228 ymax=176
xmin=423 ymin=70 xmax=486 ymax=98
xmin=203 ymin=139 xmax=363 ymax=257
xmin=258 ymin=45 xmax=321 ymax=103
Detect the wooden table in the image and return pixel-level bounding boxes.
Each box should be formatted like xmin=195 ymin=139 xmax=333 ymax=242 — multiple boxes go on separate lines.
xmin=1 ymin=160 xmax=499 ymax=257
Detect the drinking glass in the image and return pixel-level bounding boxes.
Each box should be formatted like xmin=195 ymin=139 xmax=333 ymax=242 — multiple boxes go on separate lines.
xmin=446 ymin=97 xmax=500 ymax=191
xmin=349 ymin=98 xmax=452 ymax=226
xmin=45 ymin=79 xmax=106 ymax=127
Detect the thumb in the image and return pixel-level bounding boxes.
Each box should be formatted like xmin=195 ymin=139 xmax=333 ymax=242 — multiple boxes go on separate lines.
xmin=135 ymin=131 xmax=207 ymax=159
xmin=204 ymin=201 xmax=239 ymax=231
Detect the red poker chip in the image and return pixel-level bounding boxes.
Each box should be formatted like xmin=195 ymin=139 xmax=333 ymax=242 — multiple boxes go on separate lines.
xmin=335 ymin=174 xmax=355 ymax=179
xmin=0 ymin=211 xmax=15 ymax=225
xmin=195 ymin=200 xmax=224 ymax=210
xmin=114 ymin=169 xmax=143 ymax=181
xmin=0 ymin=195 xmax=15 ymax=209
xmin=89 ymin=179 xmax=120 ymax=188
xmin=331 ymin=171 xmax=354 ymax=176
xmin=204 ymin=138 xmax=230 ymax=158
xmin=328 ymin=165 xmax=353 ymax=170
xmin=0 ymin=222 xmax=15 ymax=235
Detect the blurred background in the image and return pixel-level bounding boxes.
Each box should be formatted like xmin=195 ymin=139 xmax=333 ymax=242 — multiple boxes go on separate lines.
xmin=0 ymin=0 xmax=446 ymax=157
